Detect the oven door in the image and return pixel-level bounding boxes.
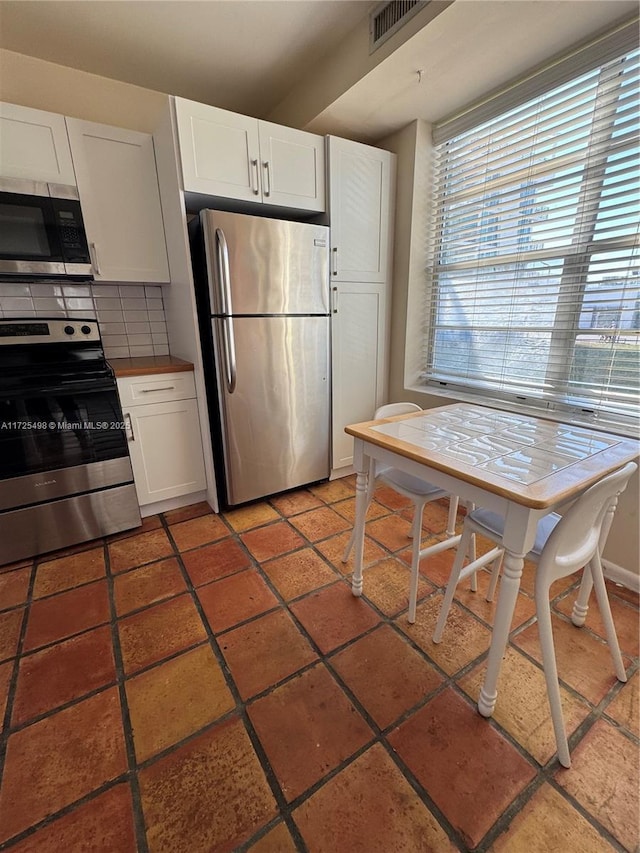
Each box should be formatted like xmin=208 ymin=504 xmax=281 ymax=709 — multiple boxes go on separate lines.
xmin=0 ymin=383 xmax=133 ymax=511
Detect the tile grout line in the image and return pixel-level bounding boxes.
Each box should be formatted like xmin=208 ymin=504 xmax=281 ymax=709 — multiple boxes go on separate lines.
xmin=160 ymin=513 xmax=311 ymax=850
xmin=213 ymin=491 xmax=413 ymax=850
xmin=104 ymin=539 xmax=151 ymax=853
xmin=0 ymin=558 xmax=37 ymax=813
xmin=229 ymin=492 xmax=476 ymax=850
xmin=0 ymin=485 xmax=637 ymax=851
xmin=0 ymin=553 xmax=134 ymax=850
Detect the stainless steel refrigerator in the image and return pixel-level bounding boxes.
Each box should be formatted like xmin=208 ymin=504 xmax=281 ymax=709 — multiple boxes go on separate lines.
xmin=190 ymin=209 xmax=330 ymax=506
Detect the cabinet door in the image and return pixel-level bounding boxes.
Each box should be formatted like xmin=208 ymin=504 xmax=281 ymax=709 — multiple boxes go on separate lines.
xmin=66 ymin=119 xmax=169 ymax=283
xmin=258 ymin=121 xmax=325 ymax=211
xmin=123 ymin=398 xmax=206 ymax=505
xmin=0 ymin=102 xmax=76 ymax=185
xmin=331 ymin=282 xmax=386 ymax=469
xmin=328 ymin=136 xmax=391 ymax=283
xmin=174 ymin=98 xmax=261 ymax=200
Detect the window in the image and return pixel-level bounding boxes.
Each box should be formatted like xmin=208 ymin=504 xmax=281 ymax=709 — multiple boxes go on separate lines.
xmin=426 ymin=36 xmax=639 ymax=434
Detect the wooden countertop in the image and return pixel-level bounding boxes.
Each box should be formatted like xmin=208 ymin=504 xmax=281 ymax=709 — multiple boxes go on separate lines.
xmin=109 ymin=355 xmax=195 ymax=377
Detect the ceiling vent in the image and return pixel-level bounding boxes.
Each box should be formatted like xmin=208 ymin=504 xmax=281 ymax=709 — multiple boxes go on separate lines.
xmin=369 ymin=0 xmax=429 ymax=52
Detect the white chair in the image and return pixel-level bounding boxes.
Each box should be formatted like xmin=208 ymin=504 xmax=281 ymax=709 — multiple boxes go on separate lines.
xmin=433 ymin=461 xmax=636 ymax=768
xmin=342 ymin=402 xmax=465 ymax=622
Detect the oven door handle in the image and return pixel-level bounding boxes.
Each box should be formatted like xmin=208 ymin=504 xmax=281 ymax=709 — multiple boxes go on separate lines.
xmin=1 ymin=379 xmax=118 ymax=397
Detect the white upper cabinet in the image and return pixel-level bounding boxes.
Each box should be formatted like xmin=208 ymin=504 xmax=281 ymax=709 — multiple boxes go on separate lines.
xmin=175 ymin=99 xmax=261 ymax=202
xmin=257 ymin=120 xmax=325 ymax=210
xmin=66 ymin=119 xmax=170 ymax=283
xmin=0 ymin=102 xmax=76 ymax=186
xmin=174 ymin=98 xmax=325 ymax=211
xmin=328 ymin=136 xmax=391 ymax=283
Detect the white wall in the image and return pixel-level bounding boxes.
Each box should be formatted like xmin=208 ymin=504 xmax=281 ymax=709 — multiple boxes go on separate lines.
xmin=0 ymin=49 xmax=166 ymax=131
xmin=381 ymin=120 xmax=639 ymax=583
xmin=267 ymin=1 xmax=452 ymax=134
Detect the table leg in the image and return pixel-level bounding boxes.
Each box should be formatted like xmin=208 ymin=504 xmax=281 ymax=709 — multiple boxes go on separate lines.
xmin=351 ymin=447 xmax=368 ymax=598
xmin=478 ymin=548 xmax=524 ymax=717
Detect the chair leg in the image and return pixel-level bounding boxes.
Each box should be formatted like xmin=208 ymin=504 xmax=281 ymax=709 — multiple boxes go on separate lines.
xmin=535 ymin=580 xmax=571 ymax=768
xmin=570 ymin=567 xmax=594 ymax=627
xmin=461 ymin=503 xmax=478 ymax=592
xmin=408 ymin=500 xmax=426 ymax=624
xmin=467 ymin=530 xmax=478 ymax=592
xmin=432 ymin=523 xmax=473 ymax=643
xmin=445 ymin=495 xmax=459 ymax=537
xmin=485 ymin=551 xmax=504 ymax=603
xmin=589 ymin=554 xmax=627 ymax=683
xmin=342 ymin=526 xmax=357 ymax=563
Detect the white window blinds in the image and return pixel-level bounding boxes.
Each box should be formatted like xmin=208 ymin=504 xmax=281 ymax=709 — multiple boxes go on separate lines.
xmin=426 ymin=37 xmax=639 ymax=433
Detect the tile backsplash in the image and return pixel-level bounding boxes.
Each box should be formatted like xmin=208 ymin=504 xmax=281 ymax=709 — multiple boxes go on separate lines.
xmin=0 ymin=282 xmax=169 ymax=359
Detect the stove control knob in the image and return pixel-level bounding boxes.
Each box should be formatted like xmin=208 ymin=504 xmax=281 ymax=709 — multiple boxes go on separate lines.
xmin=81 ymin=325 xmax=92 ymax=335
xmin=64 ymin=325 xmax=75 ymax=335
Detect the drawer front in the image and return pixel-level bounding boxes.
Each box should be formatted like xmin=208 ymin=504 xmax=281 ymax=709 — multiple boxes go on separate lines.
xmin=117 ymin=372 xmax=196 ymax=406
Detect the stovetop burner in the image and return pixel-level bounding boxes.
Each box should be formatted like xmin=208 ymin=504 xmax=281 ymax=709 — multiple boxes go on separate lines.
xmin=0 ymin=317 xmax=113 ymax=394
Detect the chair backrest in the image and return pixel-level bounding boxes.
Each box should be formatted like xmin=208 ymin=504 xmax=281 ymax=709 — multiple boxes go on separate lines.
xmin=538 ymin=461 xmax=637 ymax=583
xmin=369 ymin=403 xmax=422 ymax=480
xmin=374 ymin=402 xmax=422 ymax=419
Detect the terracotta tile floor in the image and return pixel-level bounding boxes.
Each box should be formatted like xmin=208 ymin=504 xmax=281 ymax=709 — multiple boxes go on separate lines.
xmin=0 ymin=476 xmax=638 ymax=852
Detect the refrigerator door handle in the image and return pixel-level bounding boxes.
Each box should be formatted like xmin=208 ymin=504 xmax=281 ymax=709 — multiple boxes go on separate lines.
xmin=222 ymin=316 xmax=238 ymax=393
xmin=215 ymin=228 xmax=234 ymax=317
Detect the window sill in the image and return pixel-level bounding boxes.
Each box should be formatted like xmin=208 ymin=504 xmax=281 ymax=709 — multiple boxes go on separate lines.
xmin=405 ymin=383 xmax=640 ymax=441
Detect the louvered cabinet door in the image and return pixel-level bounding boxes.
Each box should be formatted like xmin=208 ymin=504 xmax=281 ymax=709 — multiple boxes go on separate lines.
xmin=328 ymin=136 xmax=392 ymax=283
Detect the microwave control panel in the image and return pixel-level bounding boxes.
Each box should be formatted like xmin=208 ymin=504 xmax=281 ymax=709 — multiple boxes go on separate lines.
xmin=51 ymin=199 xmax=91 ymax=264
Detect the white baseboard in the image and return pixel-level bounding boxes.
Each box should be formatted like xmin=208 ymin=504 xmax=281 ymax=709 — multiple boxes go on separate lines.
xmin=330 ymin=466 xmax=354 ymax=480
xmin=140 ymin=490 xmax=209 ymax=518
xmin=602 ymin=559 xmax=640 ymax=594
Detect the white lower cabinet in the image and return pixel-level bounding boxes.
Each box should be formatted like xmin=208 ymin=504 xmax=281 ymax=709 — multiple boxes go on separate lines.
xmin=117 ymin=372 xmax=206 ymax=506
xmin=331 ymin=282 xmax=386 ymax=470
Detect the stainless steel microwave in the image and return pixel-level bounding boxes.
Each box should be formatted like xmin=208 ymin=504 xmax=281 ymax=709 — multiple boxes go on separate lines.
xmin=0 ymin=178 xmax=92 ymax=279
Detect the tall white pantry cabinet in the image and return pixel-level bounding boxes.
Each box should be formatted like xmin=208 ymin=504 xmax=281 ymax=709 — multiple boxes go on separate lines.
xmin=328 ymin=136 xmax=394 ymax=472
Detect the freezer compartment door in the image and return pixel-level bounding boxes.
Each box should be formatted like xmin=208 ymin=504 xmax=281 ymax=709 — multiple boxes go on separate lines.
xmin=202 ymin=209 xmax=329 ymax=315
xmin=214 ymin=316 xmax=330 ymax=505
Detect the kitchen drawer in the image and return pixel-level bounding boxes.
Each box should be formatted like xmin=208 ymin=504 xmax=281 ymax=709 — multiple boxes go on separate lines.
xmin=117 ymin=371 xmax=196 ymax=406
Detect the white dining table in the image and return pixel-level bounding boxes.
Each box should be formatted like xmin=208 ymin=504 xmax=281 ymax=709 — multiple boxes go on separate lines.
xmin=345 ymin=402 xmax=640 ymax=718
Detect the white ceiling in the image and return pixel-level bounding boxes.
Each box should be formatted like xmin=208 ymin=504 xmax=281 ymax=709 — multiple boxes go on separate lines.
xmin=307 ymin=0 xmax=639 ymax=140
xmin=0 ymin=0 xmax=371 ymax=117
xmin=0 ymin=0 xmax=637 ymax=141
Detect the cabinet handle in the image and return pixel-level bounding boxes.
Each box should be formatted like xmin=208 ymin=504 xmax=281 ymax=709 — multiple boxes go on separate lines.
xmin=140 ymin=386 xmax=175 ymax=393
xmin=331 ymin=247 xmax=338 ymax=276
xmin=89 ymin=242 xmax=101 ymax=275
xmin=332 ymin=286 xmax=339 ymax=314
xmin=250 ymin=159 xmax=260 ymax=195
xmin=124 ymin=412 xmax=135 ymax=442
xmin=262 ymin=161 xmax=271 ymax=197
